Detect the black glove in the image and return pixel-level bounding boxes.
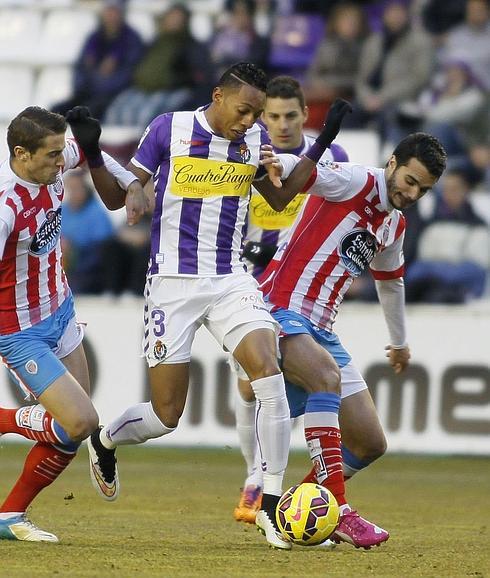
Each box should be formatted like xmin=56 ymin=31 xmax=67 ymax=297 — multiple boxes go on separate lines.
xmin=65 ymin=106 xmax=102 ymax=164
xmin=242 ymin=241 xmax=278 ymax=268
xmin=315 ymin=98 xmax=352 ymax=149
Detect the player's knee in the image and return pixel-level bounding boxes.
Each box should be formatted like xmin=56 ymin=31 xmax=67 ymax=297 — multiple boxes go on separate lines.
xmin=245 ymin=355 xmax=281 ymax=382
xmin=65 ymin=409 xmax=99 ymax=442
xmin=248 ymin=363 xmax=281 ymax=382
xmin=151 ymin=402 xmax=182 ymax=430
xmin=356 ymin=434 xmax=387 ymax=463
xmin=312 ymin=364 xmax=341 ymax=394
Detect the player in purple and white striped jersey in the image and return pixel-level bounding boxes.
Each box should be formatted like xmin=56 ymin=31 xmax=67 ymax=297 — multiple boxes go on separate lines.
xmin=75 ymin=63 xmax=351 ymax=550
xmin=233 ymin=76 xmax=349 ymax=526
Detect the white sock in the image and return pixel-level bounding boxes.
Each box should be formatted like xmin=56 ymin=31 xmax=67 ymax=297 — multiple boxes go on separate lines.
xmin=100 ymin=402 xmax=174 ymax=448
xmin=0 ymin=512 xmax=23 ymax=520
xmin=235 ymin=394 xmax=257 ymax=476
xmin=244 ymin=450 xmax=263 ymax=488
xmin=250 ymin=373 xmax=290 ymax=497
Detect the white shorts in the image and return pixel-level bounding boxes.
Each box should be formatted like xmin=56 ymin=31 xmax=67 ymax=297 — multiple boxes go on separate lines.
xmin=340 ymin=361 xmax=368 ymax=399
xmin=143 ymin=273 xmax=278 ymax=366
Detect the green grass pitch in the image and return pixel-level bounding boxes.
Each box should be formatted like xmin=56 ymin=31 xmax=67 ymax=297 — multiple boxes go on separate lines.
xmin=0 ymin=443 xmax=489 ymax=578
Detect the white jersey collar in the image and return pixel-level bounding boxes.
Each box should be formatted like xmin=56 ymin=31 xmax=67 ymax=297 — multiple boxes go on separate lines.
xmin=373 ymin=166 xmax=392 ymax=212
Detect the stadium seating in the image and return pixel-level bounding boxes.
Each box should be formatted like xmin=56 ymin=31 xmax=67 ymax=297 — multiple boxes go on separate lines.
xmin=0 ymin=65 xmax=34 ymax=122
xmin=471 ymin=191 xmax=490 ymax=226
xmin=333 ymin=129 xmax=381 ymax=167
xmin=34 ymin=8 xmax=98 ymax=66
xmin=127 ymin=10 xmax=156 ymax=43
xmin=32 ymin=66 xmax=72 ymax=110
xmin=0 ymin=123 xmax=9 ymax=161
xmin=0 ymin=9 xmax=43 ymax=65
xmin=189 ymin=11 xmax=214 ymax=42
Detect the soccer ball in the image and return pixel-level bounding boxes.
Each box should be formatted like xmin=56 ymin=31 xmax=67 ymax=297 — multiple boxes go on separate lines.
xmin=275 ymin=483 xmax=339 ymax=546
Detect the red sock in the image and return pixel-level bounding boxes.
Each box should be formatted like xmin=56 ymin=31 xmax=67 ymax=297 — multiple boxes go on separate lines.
xmin=301 ymin=465 xmax=317 ymax=484
xmin=302 ymin=465 xmax=352 ymax=484
xmin=305 ymin=425 xmax=346 ymax=506
xmin=0 ymin=406 xmax=62 ymax=444
xmin=0 ymin=443 xmax=76 ymax=513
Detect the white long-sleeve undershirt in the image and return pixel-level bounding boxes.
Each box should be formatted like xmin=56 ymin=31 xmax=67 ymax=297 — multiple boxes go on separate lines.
xmin=375 ymin=277 xmax=407 ymax=348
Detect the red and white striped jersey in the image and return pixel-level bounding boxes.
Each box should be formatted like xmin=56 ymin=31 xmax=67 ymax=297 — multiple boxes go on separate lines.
xmin=260 ymin=160 xmax=406 ymax=331
xmin=244 ymin=138 xmax=348 ymax=278
xmin=0 ymin=139 xmax=83 ymax=335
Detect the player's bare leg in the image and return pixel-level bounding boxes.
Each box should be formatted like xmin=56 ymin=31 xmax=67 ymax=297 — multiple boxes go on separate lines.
xmin=340 ymin=389 xmax=387 ymax=478
xmin=281 ymin=334 xmax=389 ymax=549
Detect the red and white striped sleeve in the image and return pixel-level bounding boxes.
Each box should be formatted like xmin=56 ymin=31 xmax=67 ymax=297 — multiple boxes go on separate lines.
xmin=62 ymin=138 xmax=85 ymax=172
xmin=370 ymin=212 xmax=406 ymax=280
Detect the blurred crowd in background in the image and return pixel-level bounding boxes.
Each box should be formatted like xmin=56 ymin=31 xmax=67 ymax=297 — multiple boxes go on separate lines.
xmin=1 ymin=0 xmax=489 ymax=303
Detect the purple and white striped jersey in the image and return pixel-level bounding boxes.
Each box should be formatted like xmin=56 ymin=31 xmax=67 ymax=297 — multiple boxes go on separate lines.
xmin=132 ymin=107 xmax=271 ymax=277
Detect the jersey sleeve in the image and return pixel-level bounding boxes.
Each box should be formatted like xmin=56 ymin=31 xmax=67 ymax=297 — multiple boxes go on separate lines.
xmin=62 ymin=138 xmax=84 ymax=171
xmin=132 ymin=114 xmax=172 ymax=175
xmin=0 ymin=219 xmax=10 ymax=260
xmin=254 ymin=123 xmax=272 ymax=182
xmin=305 ymin=161 xmax=365 ymax=202
xmin=0 ymin=199 xmax=14 ymax=260
xmin=370 ymin=213 xmax=406 ymax=279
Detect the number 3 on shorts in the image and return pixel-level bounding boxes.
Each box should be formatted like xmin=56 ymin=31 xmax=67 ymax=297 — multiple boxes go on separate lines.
xmin=151 ymin=309 xmax=165 ymax=337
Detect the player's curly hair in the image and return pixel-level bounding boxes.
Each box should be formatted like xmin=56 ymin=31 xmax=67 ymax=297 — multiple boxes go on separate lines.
xmin=218 ymin=62 xmax=268 ymax=93
xmin=392 ymin=132 xmax=447 ymax=179
xmin=7 ymin=107 xmax=66 ymax=156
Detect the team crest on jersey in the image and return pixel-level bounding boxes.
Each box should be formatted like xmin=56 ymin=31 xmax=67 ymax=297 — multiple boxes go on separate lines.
xmin=53 ymin=174 xmax=63 ymax=197
xmin=153 ymin=340 xmax=167 ymax=361
xmin=238 ymin=143 xmax=251 ymax=163
xmin=339 ymin=228 xmax=378 ymax=277
xmin=29 ymin=207 xmax=62 ymax=256
xmin=381 ymin=221 xmax=391 ymax=245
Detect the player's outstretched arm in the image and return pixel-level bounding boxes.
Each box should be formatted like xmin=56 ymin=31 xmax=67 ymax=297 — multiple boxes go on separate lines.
xmin=375 ymin=277 xmax=411 ymax=374
xmin=256 ymin=99 xmax=352 ymax=211
xmin=65 ymin=106 xmax=145 ymax=215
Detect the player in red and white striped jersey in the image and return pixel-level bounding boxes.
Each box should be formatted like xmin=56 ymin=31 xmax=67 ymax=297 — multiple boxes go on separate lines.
xmin=232 ymin=76 xmax=348 ymax=528
xmin=257 ymin=131 xmax=446 ymax=548
xmin=0 ymin=106 xmax=142 ymax=542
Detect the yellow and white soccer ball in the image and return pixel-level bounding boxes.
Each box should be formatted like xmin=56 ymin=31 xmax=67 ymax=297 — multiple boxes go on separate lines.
xmin=275 ymin=483 xmax=340 ymax=546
